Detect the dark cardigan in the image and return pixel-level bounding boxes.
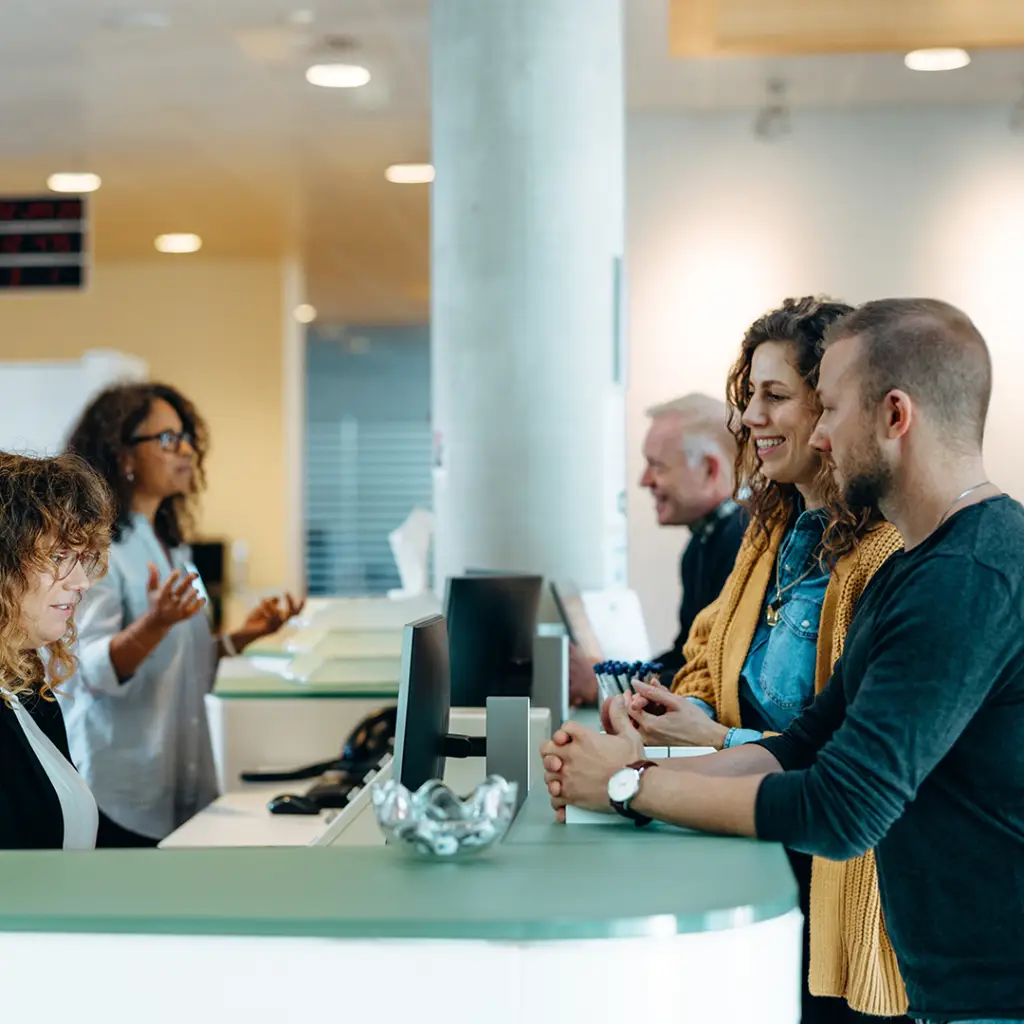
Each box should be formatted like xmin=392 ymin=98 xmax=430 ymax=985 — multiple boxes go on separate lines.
xmin=0 ymin=688 xmax=70 ymax=849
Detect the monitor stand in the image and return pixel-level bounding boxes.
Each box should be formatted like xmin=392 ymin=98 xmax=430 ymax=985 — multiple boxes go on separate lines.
xmin=532 ymin=626 xmax=569 ymax=730
xmin=442 ymin=696 xmax=531 ymax=815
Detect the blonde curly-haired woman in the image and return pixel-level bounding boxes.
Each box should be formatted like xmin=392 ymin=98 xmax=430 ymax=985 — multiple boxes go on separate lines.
xmin=0 ymin=452 xmax=112 ymax=849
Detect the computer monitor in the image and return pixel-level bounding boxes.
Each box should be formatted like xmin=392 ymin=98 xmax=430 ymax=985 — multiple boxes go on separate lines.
xmin=393 ymin=615 xmax=452 ymax=792
xmin=550 ymin=580 xmax=604 ymax=660
xmin=444 ymin=574 xmax=543 ymax=707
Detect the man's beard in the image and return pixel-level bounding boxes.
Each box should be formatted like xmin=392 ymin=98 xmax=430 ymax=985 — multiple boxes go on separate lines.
xmin=840 ymin=435 xmax=893 ymax=511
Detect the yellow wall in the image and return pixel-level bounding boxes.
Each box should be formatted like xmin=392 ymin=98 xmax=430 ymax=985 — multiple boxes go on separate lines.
xmin=0 ymin=259 xmax=298 ymax=596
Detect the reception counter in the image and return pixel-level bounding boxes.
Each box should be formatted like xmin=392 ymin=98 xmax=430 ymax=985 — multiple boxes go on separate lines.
xmin=0 ymin=788 xmax=800 ymax=1024
xmin=206 ymin=657 xmax=398 ymax=793
xmin=206 ymin=593 xmax=439 ymax=793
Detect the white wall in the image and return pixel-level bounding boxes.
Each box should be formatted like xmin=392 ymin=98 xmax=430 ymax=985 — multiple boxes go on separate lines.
xmin=0 ymin=351 xmax=148 ymax=456
xmin=628 ymin=105 xmax=1024 ymax=650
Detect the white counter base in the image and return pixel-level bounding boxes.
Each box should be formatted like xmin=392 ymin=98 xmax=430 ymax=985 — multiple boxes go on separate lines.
xmin=205 ymin=692 xmax=391 ymax=795
xmin=3 ymin=909 xmax=801 ymax=1024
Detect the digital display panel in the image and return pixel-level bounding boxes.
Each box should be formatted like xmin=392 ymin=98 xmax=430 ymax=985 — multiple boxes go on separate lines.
xmin=0 ymin=197 xmax=87 ymax=291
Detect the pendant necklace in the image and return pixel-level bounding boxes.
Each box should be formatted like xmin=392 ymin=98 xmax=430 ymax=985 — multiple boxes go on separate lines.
xmin=766 ymin=561 xmax=818 ymax=627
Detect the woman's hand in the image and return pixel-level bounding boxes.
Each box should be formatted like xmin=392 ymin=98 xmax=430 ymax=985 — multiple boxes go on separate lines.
xmin=240 ymin=593 xmax=305 ymax=640
xmin=627 ymin=679 xmax=729 ymax=750
xmin=143 ymin=563 xmax=206 ymax=630
xmin=110 ymin=564 xmax=207 ymax=682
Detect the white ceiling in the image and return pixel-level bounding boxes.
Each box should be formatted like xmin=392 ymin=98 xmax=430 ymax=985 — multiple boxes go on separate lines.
xmin=0 ymin=0 xmax=434 ymax=321
xmin=0 ymin=0 xmax=1021 ymax=322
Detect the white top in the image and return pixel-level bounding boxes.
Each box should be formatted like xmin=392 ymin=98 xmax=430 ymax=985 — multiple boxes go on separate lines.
xmin=61 ymin=513 xmax=219 ymax=840
xmin=4 ymin=692 xmax=98 ymax=850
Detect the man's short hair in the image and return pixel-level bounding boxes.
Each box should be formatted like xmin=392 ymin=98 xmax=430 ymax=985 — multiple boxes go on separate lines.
xmin=645 ymin=393 xmax=736 ymax=465
xmin=825 ymin=298 xmax=992 ymax=448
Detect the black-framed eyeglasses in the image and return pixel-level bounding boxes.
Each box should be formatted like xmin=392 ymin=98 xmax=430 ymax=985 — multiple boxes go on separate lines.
xmin=49 ymin=550 xmax=104 ymax=582
xmin=129 ymin=430 xmax=194 ymax=453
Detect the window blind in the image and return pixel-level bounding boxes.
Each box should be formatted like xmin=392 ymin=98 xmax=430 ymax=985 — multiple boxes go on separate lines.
xmin=305 ymin=417 xmax=433 ymax=595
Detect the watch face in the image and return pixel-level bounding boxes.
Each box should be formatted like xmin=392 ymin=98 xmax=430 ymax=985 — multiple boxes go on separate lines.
xmin=608 ymin=767 xmax=639 ymax=804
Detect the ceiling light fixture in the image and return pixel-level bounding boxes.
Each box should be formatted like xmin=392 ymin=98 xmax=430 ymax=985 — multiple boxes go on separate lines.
xmin=305 ymin=63 xmax=371 ymax=88
xmin=753 ymin=79 xmax=792 ymax=142
xmin=155 ymin=233 xmax=202 ymax=254
xmin=47 ymin=172 xmax=102 ymax=194
xmin=904 ymin=48 xmax=970 ymax=72
xmin=294 ymin=303 xmax=318 ymax=324
xmin=385 ymin=163 xmax=435 ymax=184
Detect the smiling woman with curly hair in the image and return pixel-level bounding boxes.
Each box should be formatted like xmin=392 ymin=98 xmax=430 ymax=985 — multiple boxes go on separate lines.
xmin=562 ymin=298 xmax=909 ymax=1022
xmin=0 ymin=451 xmax=113 ymax=849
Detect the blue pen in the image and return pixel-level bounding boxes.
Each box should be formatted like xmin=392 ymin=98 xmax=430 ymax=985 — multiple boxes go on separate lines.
xmin=614 ymin=662 xmax=630 ymax=694
xmin=595 ymin=662 xmax=618 ymax=704
xmin=639 ymin=662 xmax=669 ymax=715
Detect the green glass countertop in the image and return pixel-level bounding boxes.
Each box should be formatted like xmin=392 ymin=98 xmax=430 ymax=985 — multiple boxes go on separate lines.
xmin=212 ymin=673 xmax=398 ymax=700
xmin=0 ymin=791 xmax=796 ymax=942
xmin=211 ymin=656 xmax=398 ymax=699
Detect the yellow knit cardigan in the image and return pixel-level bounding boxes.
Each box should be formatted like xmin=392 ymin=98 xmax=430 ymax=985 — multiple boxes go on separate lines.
xmin=672 ymin=517 xmax=908 ymax=1017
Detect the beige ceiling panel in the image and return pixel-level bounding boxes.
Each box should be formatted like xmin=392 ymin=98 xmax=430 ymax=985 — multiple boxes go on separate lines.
xmin=670 ymin=0 xmax=1024 ymax=56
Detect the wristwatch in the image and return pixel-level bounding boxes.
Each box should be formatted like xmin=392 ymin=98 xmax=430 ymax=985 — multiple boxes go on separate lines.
xmin=608 ymin=760 xmax=657 ymax=827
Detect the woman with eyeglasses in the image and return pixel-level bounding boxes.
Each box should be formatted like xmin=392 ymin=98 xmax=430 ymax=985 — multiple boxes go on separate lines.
xmin=0 ymin=452 xmax=113 ymax=849
xmin=63 ymin=383 xmax=302 ymax=847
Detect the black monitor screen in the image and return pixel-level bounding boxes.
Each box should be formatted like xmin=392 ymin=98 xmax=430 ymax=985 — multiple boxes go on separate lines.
xmin=393 ymin=615 xmax=452 ymax=792
xmin=445 ymin=574 xmax=542 ymax=707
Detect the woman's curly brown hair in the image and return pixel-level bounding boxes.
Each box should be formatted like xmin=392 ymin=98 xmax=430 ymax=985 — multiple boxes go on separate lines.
xmin=0 ymin=453 xmax=113 ymax=704
xmin=66 ymin=383 xmax=207 ymax=549
xmin=727 ymin=296 xmax=883 ymax=565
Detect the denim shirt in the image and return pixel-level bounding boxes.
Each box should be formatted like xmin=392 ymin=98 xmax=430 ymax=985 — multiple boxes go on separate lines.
xmin=690 ymin=506 xmax=829 ymax=747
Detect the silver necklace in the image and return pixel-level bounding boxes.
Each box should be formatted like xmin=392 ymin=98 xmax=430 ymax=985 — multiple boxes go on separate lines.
xmin=935 ymin=481 xmax=994 ymax=530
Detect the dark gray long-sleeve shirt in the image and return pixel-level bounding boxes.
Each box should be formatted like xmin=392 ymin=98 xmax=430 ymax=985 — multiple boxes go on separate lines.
xmin=754 ymin=496 xmax=1024 ymax=1022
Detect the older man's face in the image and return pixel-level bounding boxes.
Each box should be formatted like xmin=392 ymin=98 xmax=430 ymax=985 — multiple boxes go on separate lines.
xmin=639 ymin=414 xmax=712 ymax=527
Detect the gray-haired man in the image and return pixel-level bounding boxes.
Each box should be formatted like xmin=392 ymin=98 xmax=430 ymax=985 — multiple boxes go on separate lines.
xmin=570 ymin=394 xmax=746 ymax=703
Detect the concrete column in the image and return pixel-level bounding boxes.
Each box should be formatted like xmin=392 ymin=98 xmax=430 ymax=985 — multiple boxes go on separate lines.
xmin=431 ymin=0 xmax=626 ymax=589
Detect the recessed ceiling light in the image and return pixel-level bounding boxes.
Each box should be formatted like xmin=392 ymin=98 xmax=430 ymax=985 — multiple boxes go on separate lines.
xmin=155 ymin=233 xmax=202 ymax=254
xmin=305 ymin=63 xmax=371 ymax=88
xmin=904 ymin=48 xmax=970 ymax=72
xmin=385 ymin=163 xmax=435 ymax=184
xmin=47 ymin=172 xmax=101 ymax=194
xmin=288 ymin=9 xmax=315 ymax=26
xmin=294 ymin=303 xmax=317 ymax=324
